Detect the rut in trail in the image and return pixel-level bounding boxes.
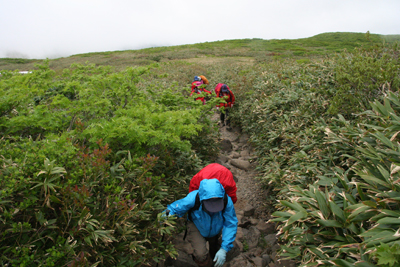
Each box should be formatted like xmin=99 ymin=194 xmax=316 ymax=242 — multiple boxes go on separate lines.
xmin=158 ymin=119 xmax=297 ymax=267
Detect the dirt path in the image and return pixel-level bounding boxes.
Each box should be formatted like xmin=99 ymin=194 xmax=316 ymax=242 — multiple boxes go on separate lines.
xmin=159 ymin=114 xmax=295 ymax=267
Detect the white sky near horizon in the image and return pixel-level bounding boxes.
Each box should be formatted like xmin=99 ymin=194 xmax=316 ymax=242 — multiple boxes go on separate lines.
xmin=1 ymin=0 xmax=399 ymax=59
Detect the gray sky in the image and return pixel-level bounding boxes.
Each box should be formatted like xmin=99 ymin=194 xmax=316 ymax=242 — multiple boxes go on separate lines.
xmin=1 ymin=0 xmax=399 ymax=59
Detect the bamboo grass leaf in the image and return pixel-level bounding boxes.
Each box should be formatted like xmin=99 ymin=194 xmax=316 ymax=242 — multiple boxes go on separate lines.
xmin=307 ymin=247 xmax=328 ymax=259
xmin=272 ymin=211 xmax=294 ymax=218
xmin=384 ymin=98 xmax=395 ymax=114
xmin=315 ymin=190 xmax=330 ymax=219
xmin=371 ymin=132 xmax=394 ymax=149
xmin=376 ymin=217 xmax=400 ymax=225
xmin=377 ymin=165 xmax=392 ymax=184
xmin=287 ymin=210 xmax=307 ymax=225
xmin=387 ymin=91 xmax=400 ymax=106
xmin=329 ymin=200 xmax=346 ymax=222
xmin=361 ymin=227 xmax=395 ymax=237
xmin=279 ymin=200 xmax=306 ymax=212
xmin=355 ymin=147 xmax=382 ymax=160
xmin=354 ymin=261 xmax=378 ymax=267
xmin=356 ymin=183 xmax=367 ymax=201
xmin=358 ymin=174 xmax=390 ymax=188
xmin=365 ymin=234 xmax=399 ymax=248
xmin=380 ymin=209 xmax=400 ymax=217
xmin=329 ymin=259 xmax=357 ymax=267
xmin=316 ymin=219 xmax=343 ymax=228
xmin=344 ymin=193 xmax=357 ymax=205
xmin=371 ymin=100 xmax=389 ymax=117
xmin=346 ymin=204 xmax=371 ymax=221
xmin=361 ymin=201 xmax=377 ymax=208
xmin=347 ymin=222 xmax=361 ymax=235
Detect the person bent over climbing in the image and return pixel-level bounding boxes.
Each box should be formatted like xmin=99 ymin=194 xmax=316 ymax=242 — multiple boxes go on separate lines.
xmin=191 ymin=81 xmax=212 ymax=105
xmin=162 ymin=179 xmax=238 ymax=267
xmin=215 ymin=84 xmax=235 ymax=127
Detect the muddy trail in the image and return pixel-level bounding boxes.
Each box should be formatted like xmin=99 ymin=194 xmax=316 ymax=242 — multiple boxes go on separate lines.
xmin=156 ymin=113 xmax=297 ymax=267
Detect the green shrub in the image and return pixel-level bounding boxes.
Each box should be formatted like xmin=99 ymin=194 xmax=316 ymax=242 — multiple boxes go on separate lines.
xmin=328 ymin=43 xmax=400 ymax=117
xmin=234 ymin=44 xmax=400 ymax=266
xmin=271 ymin=93 xmax=400 ymax=265
xmin=0 ymin=60 xmax=220 ymax=266
xmin=0 ymin=144 xmax=178 ymax=266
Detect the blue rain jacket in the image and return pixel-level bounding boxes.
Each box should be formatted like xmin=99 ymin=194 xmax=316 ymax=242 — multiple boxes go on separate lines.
xmin=167 ymin=179 xmax=238 ymax=252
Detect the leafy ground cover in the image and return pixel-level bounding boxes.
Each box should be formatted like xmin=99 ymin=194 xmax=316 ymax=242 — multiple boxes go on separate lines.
xmin=0 ymin=61 xmax=222 ymax=266
xmin=232 ymin=43 xmax=400 ymax=266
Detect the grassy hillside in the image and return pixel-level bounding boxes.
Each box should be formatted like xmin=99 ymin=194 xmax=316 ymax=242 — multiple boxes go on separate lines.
xmin=1 ymin=32 xmax=399 ymax=73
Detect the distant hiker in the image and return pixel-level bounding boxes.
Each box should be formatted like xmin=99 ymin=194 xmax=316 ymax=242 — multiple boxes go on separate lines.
xmin=161 ymin=178 xmax=238 ymax=267
xmin=190 ymin=81 xmax=212 ymax=105
xmin=193 ymin=75 xmax=210 ymax=86
xmin=215 ymin=83 xmax=235 ymax=127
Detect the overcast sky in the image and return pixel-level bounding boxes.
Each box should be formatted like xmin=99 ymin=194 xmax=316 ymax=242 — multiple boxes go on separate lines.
xmin=1 ymin=0 xmax=399 ymax=59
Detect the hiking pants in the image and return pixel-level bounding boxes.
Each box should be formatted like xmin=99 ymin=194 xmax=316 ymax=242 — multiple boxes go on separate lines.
xmin=187 ymin=221 xmax=221 ymax=262
xmin=220 ymin=108 xmax=230 ymax=126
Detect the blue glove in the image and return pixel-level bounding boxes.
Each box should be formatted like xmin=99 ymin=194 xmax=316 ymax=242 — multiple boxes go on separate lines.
xmin=213 ymin=248 xmax=227 ymax=267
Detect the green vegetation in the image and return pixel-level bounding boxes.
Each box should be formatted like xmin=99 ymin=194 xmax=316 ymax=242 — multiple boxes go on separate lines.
xmin=233 ymin=42 xmax=400 ymax=266
xmin=0 ymin=60 xmax=220 ymax=265
xmin=1 ymin=31 xmax=400 ymax=266
xmin=1 ymin=32 xmax=399 ymax=72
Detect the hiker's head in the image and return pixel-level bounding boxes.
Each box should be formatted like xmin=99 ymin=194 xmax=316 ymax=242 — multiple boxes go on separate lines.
xmin=194 ymin=81 xmax=202 ymax=87
xmin=198 ymin=179 xmax=225 ymax=201
xmin=203 ymin=197 xmax=224 ymax=213
xmin=221 ymin=84 xmax=229 ymax=93
xmin=194 ymin=76 xmax=201 ymax=81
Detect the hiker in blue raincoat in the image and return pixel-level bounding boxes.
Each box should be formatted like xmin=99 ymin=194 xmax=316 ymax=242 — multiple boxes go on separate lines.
xmin=162 ymin=179 xmax=238 ymax=267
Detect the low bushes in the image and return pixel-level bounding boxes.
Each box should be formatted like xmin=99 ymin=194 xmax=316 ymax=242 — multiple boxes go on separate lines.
xmin=0 ymin=61 xmax=219 ymax=265
xmin=233 ymin=43 xmax=400 ymax=266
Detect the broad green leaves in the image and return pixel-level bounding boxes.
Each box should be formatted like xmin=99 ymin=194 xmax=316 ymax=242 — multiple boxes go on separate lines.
xmin=0 ymin=61 xmax=217 ymax=265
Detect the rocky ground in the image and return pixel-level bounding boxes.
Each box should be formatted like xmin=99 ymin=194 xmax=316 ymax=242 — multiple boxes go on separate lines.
xmin=157 ymin=118 xmax=297 ymax=267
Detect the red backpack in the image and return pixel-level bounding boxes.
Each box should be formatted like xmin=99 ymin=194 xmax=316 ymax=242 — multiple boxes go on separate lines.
xmin=214 ymin=83 xmax=224 ymax=96
xmin=189 ymin=163 xmax=237 ymax=203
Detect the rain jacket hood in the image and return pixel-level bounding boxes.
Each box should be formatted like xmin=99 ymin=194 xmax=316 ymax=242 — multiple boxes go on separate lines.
xmin=166 ymin=179 xmax=238 ymax=252
xmin=198 ymin=178 xmax=225 ymax=201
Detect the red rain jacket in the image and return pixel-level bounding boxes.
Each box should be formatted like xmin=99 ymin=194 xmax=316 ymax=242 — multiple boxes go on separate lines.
xmin=215 ymin=83 xmax=235 ymax=108
xmin=189 ymin=163 xmax=237 ymax=203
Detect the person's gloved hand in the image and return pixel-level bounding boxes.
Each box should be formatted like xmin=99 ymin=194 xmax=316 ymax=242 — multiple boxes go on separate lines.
xmin=213 ymin=248 xmax=227 ymax=267
xmin=160 ymin=209 xmax=170 ymax=219
xmin=216 ymin=107 xmax=219 ymax=110
xmin=230 ymin=103 xmax=233 ymax=108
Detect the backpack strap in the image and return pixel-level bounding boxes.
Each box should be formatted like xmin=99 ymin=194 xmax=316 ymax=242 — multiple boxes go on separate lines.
xmin=188 ymin=193 xmax=201 ymax=222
